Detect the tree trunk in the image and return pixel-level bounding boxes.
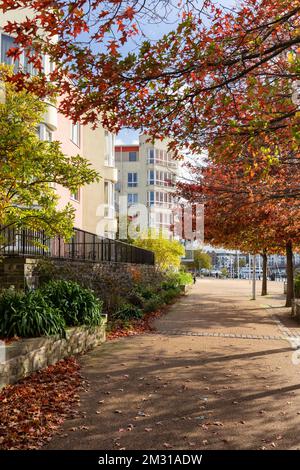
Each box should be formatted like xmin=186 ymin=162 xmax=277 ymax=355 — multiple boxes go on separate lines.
xmin=261 ymin=249 xmax=268 ymax=296
xmin=286 ymin=241 xmax=294 ymax=308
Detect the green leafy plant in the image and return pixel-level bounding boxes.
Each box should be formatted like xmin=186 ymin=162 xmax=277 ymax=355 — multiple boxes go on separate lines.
xmin=162 ymin=271 xmax=193 ymax=290
xmin=143 ymin=294 xmax=164 ymax=313
xmin=40 ymin=280 xmax=103 ymax=327
xmin=113 ymin=303 xmax=143 ymax=321
xmin=0 ymin=289 xmax=65 ymax=338
xmin=136 ymin=285 xmax=157 ymax=300
xmin=126 ymin=289 xmax=145 ymax=308
xmin=162 ymin=287 xmax=182 ymax=304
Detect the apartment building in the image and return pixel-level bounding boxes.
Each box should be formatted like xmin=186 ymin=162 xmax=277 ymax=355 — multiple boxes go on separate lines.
xmin=82 ymin=125 xmax=118 ymax=237
xmin=115 ymin=134 xmax=180 ymax=236
xmin=0 ymin=11 xmax=118 ymax=239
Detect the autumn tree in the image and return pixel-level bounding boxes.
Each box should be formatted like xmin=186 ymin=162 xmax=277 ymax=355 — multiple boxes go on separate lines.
xmin=179 ymin=157 xmax=300 ymax=305
xmin=0 ymin=1 xmax=298 ymax=174
xmin=0 ymin=66 xmax=98 ymax=240
xmin=0 ymin=1 xmax=299 ymax=285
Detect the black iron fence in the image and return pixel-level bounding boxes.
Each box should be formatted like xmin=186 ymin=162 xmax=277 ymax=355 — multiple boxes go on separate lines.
xmin=0 ymin=226 xmax=155 ymax=265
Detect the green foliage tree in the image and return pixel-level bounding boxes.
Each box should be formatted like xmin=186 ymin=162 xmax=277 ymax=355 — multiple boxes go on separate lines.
xmin=221 ymin=267 xmax=229 ymax=278
xmin=193 ymin=250 xmax=212 ymax=271
xmin=133 ymin=231 xmax=185 ymax=270
xmin=0 ymin=65 xmax=99 ymax=240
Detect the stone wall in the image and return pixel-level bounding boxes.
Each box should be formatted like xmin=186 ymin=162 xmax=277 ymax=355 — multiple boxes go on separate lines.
xmin=0 ymin=257 xmax=159 ymax=293
xmin=47 ymin=259 xmax=159 ymax=286
xmin=0 ymin=317 xmax=107 ymax=389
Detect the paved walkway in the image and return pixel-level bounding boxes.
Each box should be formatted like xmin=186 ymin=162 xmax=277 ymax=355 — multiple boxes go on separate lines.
xmin=46 ymin=279 xmax=300 ymax=450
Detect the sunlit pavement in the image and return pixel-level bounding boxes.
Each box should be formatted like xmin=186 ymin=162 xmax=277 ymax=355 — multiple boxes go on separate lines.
xmin=46 ymin=279 xmax=300 ymax=450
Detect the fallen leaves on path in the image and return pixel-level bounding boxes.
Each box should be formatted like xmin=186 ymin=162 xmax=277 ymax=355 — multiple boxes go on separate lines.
xmin=107 ymin=309 xmax=165 ymax=340
xmin=0 ymin=357 xmax=83 ymax=450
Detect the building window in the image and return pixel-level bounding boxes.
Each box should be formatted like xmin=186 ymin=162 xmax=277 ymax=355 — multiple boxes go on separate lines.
xmin=38 ymin=123 xmax=52 ymax=142
xmin=155 ymin=212 xmax=171 ymax=229
xmin=71 ymin=122 xmax=80 ymax=146
xmin=148 ymin=170 xmax=155 ymax=185
xmin=147 ymin=191 xmax=155 ymax=207
xmin=24 ymin=49 xmax=39 ymax=76
xmin=104 ymin=131 xmax=115 ymax=167
xmin=45 ymin=127 xmax=53 ymax=142
xmin=1 ymin=34 xmax=19 ymax=70
xmin=147 ymin=191 xmax=172 ymax=207
xmin=70 ymin=189 xmax=80 ymax=202
xmin=129 ymin=151 xmax=137 ymax=162
xmin=147 ymin=148 xmax=176 ymax=167
xmin=128 ymin=172 xmax=138 ymax=188
xmin=104 ymin=181 xmax=115 ymax=218
xmin=147 ymin=170 xmax=172 ymax=186
xmin=148 ymin=148 xmax=155 ymax=164
xmin=128 ymin=193 xmax=138 ymax=206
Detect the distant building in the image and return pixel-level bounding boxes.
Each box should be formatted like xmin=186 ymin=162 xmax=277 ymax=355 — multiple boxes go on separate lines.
xmin=115 ymin=135 xmax=180 ymax=236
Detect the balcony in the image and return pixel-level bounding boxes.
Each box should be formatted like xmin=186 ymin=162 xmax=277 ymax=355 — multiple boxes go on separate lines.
xmin=104 ymin=166 xmax=118 ymax=183
xmin=43 ymin=101 xmax=58 ymax=131
xmin=147 ymin=158 xmax=178 ymax=169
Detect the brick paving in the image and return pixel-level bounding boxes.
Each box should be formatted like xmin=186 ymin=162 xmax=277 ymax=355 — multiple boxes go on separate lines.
xmin=46 ymin=279 xmax=300 ymax=450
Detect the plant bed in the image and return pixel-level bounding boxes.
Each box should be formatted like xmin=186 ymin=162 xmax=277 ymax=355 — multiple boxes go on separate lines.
xmin=107 ymin=292 xmax=183 ymax=340
xmin=107 ymin=309 xmax=163 ymax=340
xmin=0 ymin=318 xmax=107 ymax=389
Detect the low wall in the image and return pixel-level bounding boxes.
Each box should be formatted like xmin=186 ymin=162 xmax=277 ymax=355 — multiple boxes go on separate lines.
xmin=0 ymin=316 xmax=107 ymax=389
xmin=292 ymin=300 xmax=300 ymax=321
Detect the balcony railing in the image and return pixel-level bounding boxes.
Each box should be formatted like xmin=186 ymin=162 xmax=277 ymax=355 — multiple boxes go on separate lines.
xmin=0 ymin=226 xmax=155 ymax=265
xmin=147 ymin=158 xmax=178 ymax=168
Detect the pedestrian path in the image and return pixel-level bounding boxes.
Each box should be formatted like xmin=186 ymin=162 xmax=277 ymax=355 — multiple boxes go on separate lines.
xmin=46 ymin=279 xmax=300 ymax=450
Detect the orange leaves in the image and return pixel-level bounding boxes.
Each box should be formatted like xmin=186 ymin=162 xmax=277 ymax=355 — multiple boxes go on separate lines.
xmin=0 ymin=0 xmax=298 ymax=159
xmin=108 ymin=40 xmax=119 ymax=57
xmin=124 ymin=6 xmax=135 ymax=21
xmin=0 ymin=357 xmax=83 ymax=450
xmin=107 ymin=308 xmax=164 ymax=341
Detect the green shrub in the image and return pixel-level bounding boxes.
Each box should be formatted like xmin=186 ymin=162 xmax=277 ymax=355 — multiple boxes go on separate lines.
xmin=0 ymin=289 xmax=65 ymax=338
xmin=114 ymin=303 xmax=143 ymax=321
xmin=40 ymin=280 xmax=103 ymax=327
xmin=163 ymin=271 xmax=193 ymax=290
xmin=177 ymin=271 xmax=193 ymax=285
xmin=135 ymin=285 xmax=156 ymax=300
xmin=162 ymin=287 xmax=182 ymax=304
xmin=143 ymin=294 xmax=164 ymax=313
xmin=126 ymin=289 xmax=145 ymax=308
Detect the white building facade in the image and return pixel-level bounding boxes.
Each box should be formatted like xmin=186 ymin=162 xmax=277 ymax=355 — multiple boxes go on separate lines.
xmin=115 ymin=135 xmax=180 ymax=237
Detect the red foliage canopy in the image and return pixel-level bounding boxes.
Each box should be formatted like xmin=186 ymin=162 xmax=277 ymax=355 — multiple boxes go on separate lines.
xmin=0 ymin=0 xmax=298 ymax=158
